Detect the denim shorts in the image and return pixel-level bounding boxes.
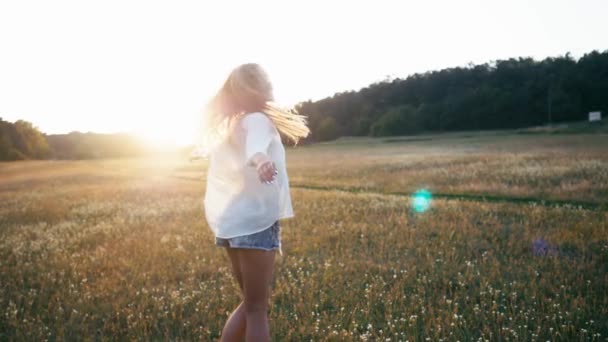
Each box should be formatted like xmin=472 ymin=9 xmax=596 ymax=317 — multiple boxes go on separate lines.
xmin=215 ymin=221 xmax=282 ymax=255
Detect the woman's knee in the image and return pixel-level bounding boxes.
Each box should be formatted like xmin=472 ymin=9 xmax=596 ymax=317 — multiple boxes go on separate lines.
xmin=243 ymin=298 xmax=268 ymax=314
xmin=243 ymin=287 xmax=270 ymax=314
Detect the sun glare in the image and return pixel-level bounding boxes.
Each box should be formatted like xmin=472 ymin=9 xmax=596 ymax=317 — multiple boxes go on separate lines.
xmin=133 ymin=122 xmax=196 ymax=148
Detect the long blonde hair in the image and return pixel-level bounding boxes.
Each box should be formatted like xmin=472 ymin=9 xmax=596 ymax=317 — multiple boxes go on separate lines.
xmin=202 ymin=63 xmax=310 ymax=151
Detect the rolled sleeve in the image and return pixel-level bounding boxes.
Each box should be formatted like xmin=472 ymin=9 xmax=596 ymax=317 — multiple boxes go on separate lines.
xmin=241 ymin=112 xmax=275 ymax=166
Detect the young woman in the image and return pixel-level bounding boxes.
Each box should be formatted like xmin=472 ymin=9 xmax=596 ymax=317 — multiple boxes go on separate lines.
xmin=202 ymin=63 xmax=309 ymax=341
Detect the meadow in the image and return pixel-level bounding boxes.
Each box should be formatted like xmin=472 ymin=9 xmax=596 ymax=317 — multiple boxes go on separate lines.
xmin=1 ymin=132 xmax=607 ymax=341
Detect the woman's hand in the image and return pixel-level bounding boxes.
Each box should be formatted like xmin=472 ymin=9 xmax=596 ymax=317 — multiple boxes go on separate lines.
xmin=251 ymin=152 xmax=278 ymax=184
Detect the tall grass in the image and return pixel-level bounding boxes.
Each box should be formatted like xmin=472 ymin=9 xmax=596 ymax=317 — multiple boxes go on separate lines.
xmin=1 ymin=134 xmax=606 ymax=340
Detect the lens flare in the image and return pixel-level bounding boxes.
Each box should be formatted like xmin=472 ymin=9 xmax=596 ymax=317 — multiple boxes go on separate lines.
xmin=412 ymin=189 xmax=432 ymax=213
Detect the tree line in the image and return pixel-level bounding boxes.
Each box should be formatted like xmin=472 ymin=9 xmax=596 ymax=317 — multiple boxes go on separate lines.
xmin=2 ymin=49 xmax=607 ymax=160
xmin=295 ymin=50 xmax=608 ymax=141
xmin=0 ymin=118 xmax=155 ymax=161
xmin=45 ymin=132 xmax=151 ymax=159
xmin=0 ymin=118 xmax=51 ymax=160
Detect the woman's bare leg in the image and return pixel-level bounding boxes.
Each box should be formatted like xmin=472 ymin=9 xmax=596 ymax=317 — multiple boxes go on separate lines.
xmin=238 ymin=249 xmax=276 ymax=342
xmin=220 ymin=248 xmax=247 ymax=342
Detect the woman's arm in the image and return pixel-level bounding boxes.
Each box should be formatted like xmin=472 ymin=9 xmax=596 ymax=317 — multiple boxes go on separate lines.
xmin=241 ymin=113 xmax=278 ymax=183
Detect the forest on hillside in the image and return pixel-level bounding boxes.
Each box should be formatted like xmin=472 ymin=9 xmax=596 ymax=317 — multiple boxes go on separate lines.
xmin=295 ymin=50 xmax=608 ymax=141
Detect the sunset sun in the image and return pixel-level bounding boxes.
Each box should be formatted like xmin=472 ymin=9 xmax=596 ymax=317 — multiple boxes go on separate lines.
xmin=133 ymin=119 xmax=198 ymax=147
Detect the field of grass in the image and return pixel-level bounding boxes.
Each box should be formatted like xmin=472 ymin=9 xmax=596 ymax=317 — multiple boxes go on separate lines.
xmin=1 ymin=133 xmax=607 ymax=340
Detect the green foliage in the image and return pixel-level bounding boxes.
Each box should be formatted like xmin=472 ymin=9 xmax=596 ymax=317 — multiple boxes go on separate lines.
xmin=7 ymin=148 xmax=27 ymax=160
xmin=0 ymin=118 xmax=50 ymax=161
xmin=298 ymin=50 xmax=608 ymax=141
xmin=316 ymin=116 xmax=339 ymax=141
xmin=371 ymin=105 xmax=421 ymax=136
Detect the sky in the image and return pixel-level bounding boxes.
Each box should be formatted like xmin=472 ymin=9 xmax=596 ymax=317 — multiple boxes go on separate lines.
xmin=1 ymin=0 xmax=607 ymax=146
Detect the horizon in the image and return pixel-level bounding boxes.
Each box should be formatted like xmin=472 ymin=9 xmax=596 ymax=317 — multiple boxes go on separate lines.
xmin=1 ymin=0 xmax=607 ymax=145
xmin=5 ymin=48 xmax=604 ymax=139
xmin=5 ymin=49 xmax=603 ymax=130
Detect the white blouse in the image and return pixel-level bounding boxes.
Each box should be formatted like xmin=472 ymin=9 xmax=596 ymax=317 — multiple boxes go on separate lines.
xmin=204 ymin=112 xmax=294 ymax=239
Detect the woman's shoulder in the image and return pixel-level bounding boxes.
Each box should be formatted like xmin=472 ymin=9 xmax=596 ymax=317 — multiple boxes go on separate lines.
xmin=239 ymin=112 xmax=273 ymax=129
xmin=241 ymin=111 xmax=270 ymax=122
